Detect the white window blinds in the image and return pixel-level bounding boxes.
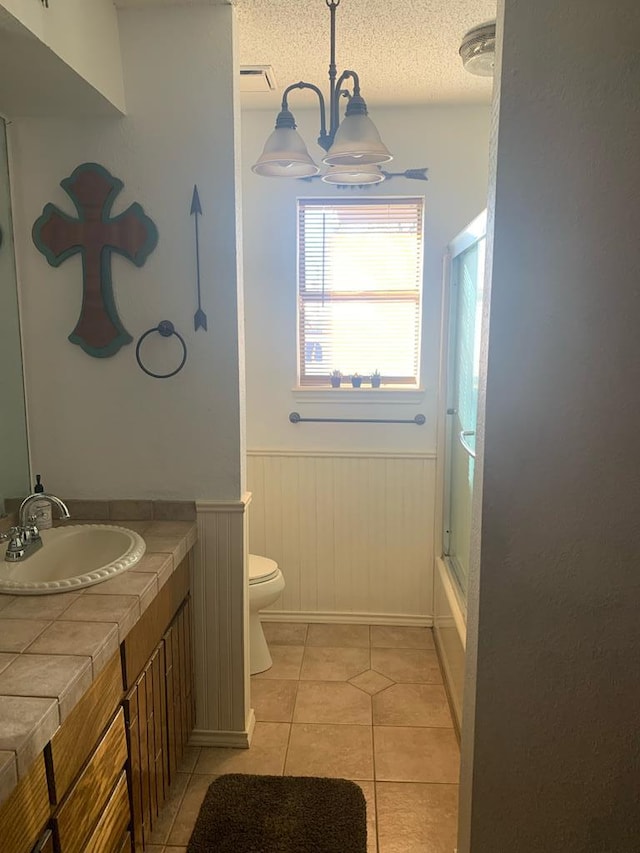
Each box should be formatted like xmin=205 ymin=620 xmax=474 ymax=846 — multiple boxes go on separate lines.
xmin=298 ymin=197 xmax=424 ymax=386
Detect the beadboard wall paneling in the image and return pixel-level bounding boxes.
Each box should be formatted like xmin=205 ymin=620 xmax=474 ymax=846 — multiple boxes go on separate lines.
xmin=247 ymin=452 xmax=435 ymax=619
xmin=191 ymin=496 xmax=254 ymax=748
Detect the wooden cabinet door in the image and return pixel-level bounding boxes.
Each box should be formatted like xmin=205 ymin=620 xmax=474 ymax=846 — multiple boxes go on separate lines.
xmin=123 ymin=682 xmax=144 ymax=853
xmin=125 ymin=595 xmax=195 ymax=851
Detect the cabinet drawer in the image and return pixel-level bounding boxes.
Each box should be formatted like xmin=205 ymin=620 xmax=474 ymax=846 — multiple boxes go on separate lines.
xmin=0 ymin=754 xmax=49 ymax=853
xmin=47 ymin=651 xmax=123 ymax=803
xmin=52 ymin=708 xmax=128 ymax=853
xmin=83 ymin=771 xmax=130 ymax=853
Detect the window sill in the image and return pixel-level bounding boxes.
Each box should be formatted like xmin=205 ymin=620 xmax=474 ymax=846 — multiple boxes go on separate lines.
xmin=292 ymin=387 xmax=425 ymax=405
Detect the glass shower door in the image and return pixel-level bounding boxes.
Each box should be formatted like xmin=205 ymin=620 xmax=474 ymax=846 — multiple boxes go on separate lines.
xmin=443 ymin=218 xmax=486 ymax=599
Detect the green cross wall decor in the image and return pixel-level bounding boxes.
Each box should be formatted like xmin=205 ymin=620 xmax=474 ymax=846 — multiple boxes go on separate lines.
xmin=32 ymin=162 xmax=158 ymax=358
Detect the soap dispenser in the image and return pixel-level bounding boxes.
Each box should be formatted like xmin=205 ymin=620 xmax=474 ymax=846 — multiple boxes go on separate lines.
xmin=33 ymin=474 xmax=52 ymax=530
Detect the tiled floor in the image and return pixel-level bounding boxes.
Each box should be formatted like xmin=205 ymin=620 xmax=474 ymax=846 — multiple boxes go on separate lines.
xmin=148 ymin=623 xmax=460 ymax=853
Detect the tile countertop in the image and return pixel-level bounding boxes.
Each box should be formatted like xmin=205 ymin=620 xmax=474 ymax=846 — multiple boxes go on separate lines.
xmin=0 ymin=519 xmax=197 ymax=808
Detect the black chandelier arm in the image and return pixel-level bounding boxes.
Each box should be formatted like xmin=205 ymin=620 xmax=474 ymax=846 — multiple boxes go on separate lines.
xmin=335 ymin=69 xmax=361 ymax=98
xmin=331 ymin=69 xmax=362 ymax=132
xmin=282 ymin=81 xmax=331 ymax=150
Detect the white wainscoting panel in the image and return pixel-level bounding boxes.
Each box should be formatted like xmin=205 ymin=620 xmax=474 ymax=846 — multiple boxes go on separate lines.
xmin=191 ymin=495 xmax=253 ymax=748
xmin=248 ymin=452 xmax=435 ymax=620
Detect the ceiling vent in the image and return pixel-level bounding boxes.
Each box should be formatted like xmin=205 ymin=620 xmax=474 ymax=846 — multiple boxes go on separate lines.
xmin=239 ymin=65 xmax=277 ymax=93
xmin=460 ymin=21 xmax=496 ymax=77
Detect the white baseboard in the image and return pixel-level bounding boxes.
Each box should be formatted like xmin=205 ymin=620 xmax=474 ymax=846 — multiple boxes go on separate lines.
xmin=189 ymin=713 xmax=255 ymax=750
xmin=245 ymin=708 xmax=256 ymax=746
xmin=260 ymin=610 xmax=433 ymax=627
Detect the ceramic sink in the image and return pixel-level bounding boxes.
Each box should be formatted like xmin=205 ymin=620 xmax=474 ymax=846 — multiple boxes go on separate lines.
xmin=0 ymin=524 xmax=146 ymax=595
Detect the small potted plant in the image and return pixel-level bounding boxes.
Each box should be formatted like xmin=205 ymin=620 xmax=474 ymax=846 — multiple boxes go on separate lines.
xmin=330 ymin=369 xmax=343 ymax=388
xmin=351 ymin=373 xmax=363 ymax=388
xmin=371 ymin=369 xmax=381 ymax=388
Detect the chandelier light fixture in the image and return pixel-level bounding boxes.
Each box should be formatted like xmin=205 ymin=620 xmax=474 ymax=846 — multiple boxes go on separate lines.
xmin=251 ymin=0 xmax=427 ymax=186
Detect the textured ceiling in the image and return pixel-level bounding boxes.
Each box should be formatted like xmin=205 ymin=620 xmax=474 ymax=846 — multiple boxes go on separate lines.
xmin=114 ymin=0 xmax=497 ymax=106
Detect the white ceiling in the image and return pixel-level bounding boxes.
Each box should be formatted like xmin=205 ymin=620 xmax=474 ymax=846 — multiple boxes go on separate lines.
xmin=115 ymin=0 xmax=497 ymax=107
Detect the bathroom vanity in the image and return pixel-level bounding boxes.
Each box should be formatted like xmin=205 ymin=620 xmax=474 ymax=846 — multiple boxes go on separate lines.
xmin=0 ymin=518 xmax=197 ymax=853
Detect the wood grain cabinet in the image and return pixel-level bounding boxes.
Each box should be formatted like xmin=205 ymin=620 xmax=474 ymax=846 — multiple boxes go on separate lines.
xmin=0 ymin=551 xmax=195 ymax=853
xmin=0 ymin=754 xmax=50 ymax=853
xmin=50 ymin=710 xmax=129 ymax=853
xmin=122 ymin=555 xmax=195 ymax=851
xmin=42 ymin=647 xmax=130 ymax=853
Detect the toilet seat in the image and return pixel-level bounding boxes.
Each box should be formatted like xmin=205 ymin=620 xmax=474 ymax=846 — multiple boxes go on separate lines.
xmin=249 ymin=554 xmax=279 ymax=585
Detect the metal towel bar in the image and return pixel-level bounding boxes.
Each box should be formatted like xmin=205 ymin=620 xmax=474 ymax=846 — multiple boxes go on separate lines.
xmin=289 ymin=412 xmax=426 ymax=425
xmin=458 ymin=429 xmax=476 ymax=459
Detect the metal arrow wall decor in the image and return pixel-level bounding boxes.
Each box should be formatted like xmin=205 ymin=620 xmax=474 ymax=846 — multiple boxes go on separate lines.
xmin=190 ymin=185 xmax=208 ymax=332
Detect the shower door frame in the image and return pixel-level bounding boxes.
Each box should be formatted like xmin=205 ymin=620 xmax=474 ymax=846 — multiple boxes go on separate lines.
xmin=432 ymin=210 xmax=486 ymax=731
xmin=437 ymin=210 xmax=487 ymax=608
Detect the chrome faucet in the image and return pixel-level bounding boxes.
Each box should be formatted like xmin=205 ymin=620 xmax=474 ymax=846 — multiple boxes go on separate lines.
xmin=19 ymin=493 xmax=71 ymax=529
xmin=1 ymin=493 xmax=71 ymax=562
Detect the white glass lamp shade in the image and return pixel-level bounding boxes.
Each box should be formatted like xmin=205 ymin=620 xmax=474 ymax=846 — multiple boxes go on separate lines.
xmin=252 ymin=126 xmax=320 ymax=178
xmin=323 ymin=113 xmax=393 ymax=166
xmin=321 ymin=164 xmax=384 ymax=184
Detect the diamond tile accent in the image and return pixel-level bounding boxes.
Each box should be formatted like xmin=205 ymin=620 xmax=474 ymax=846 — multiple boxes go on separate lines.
xmin=349 ymin=669 xmax=394 ymax=695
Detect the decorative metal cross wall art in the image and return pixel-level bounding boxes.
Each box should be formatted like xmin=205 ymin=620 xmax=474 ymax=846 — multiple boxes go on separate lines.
xmin=32 ymin=162 xmax=158 ymax=358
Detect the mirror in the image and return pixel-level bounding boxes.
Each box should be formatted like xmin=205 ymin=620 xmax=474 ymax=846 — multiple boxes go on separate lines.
xmin=0 ymin=116 xmax=30 ymax=514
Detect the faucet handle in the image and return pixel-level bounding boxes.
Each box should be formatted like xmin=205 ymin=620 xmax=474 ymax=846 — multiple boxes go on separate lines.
xmin=5 ymin=527 xmax=24 ymax=547
xmin=23 ymin=516 xmax=40 ymax=542
xmin=3 ymin=527 xmax=26 ymax=561
xmin=0 ymin=526 xmax=21 ymax=542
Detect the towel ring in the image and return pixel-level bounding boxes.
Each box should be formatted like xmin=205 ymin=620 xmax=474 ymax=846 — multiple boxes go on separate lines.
xmin=135 ymin=320 xmax=187 ymax=379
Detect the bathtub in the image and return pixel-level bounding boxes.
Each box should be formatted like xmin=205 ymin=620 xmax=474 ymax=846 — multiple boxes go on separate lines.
xmin=433 ymin=555 xmax=466 ymax=732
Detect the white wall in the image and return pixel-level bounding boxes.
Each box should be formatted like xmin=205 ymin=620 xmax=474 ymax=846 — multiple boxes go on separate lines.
xmin=242 ymin=104 xmax=491 ymax=453
xmin=459 ymin=0 xmax=640 ymax=849
xmin=10 ymin=6 xmax=245 ymax=502
xmin=0 ymin=0 xmax=125 ymax=113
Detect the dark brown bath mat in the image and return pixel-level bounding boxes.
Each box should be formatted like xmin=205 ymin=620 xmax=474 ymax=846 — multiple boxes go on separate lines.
xmin=187 ymin=773 xmax=367 ymax=853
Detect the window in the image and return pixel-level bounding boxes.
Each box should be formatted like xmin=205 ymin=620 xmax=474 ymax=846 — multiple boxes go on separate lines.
xmin=297 ymin=197 xmax=424 ymax=386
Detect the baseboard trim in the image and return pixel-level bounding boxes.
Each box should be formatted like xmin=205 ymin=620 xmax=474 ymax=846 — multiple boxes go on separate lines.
xmin=189 ymin=720 xmax=254 ymax=749
xmin=245 ymin=708 xmax=256 ymax=746
xmin=260 ymin=610 xmax=433 ymax=627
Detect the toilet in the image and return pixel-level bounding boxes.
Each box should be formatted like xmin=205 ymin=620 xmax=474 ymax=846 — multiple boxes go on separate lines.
xmin=248 ymin=554 xmax=285 ymax=675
